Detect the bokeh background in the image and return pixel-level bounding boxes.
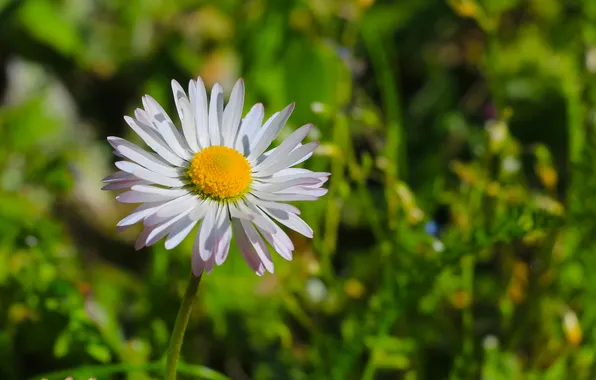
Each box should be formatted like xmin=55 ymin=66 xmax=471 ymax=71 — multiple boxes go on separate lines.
xmin=1 ymin=0 xmax=596 ymax=379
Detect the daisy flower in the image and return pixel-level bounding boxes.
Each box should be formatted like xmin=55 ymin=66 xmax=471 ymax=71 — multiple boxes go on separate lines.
xmin=102 ymin=78 xmax=329 ymax=276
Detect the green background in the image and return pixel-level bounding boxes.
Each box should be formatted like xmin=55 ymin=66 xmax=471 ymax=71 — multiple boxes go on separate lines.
xmin=0 ymin=0 xmax=595 ymax=379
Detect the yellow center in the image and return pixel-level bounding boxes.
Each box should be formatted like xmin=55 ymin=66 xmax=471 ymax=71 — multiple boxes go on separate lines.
xmin=187 ymin=146 xmax=252 ymax=201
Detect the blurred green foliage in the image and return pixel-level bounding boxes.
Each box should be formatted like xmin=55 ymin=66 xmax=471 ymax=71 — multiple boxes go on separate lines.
xmin=1 ymin=0 xmax=596 ymax=379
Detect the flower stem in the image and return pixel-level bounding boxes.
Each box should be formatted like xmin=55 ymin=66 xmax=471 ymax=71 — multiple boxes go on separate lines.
xmin=165 ymin=271 xmax=203 ymax=380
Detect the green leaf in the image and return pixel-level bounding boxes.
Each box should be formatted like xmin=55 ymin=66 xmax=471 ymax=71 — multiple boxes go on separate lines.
xmin=86 ymin=342 xmax=112 ymax=364
xmin=18 ymin=0 xmax=81 ymax=55
xmin=53 ymin=330 xmax=70 ymax=358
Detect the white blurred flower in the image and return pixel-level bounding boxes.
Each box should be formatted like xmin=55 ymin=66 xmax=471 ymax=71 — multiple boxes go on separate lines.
xmin=306 ymin=277 xmax=327 ymax=303
xmin=432 ymin=239 xmax=445 ymax=253
xmin=586 ymin=46 xmax=596 ymax=73
xmin=103 ymin=78 xmax=329 ymax=275
xmin=25 ymin=235 xmax=38 ymax=247
xmin=483 ymin=335 xmax=499 ymax=350
xmin=310 ymin=102 xmax=325 ymax=114
xmin=502 ymin=156 xmax=521 ymax=173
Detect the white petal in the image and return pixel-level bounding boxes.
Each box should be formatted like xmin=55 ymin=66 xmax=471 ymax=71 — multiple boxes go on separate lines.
xmin=258 ymin=170 xmax=329 ymax=184
xmin=146 ymin=207 xmax=195 ymax=247
xmin=233 ymin=200 xmax=277 ymax=234
xmin=204 ymin=253 xmax=217 ymax=274
xmin=253 ymin=142 xmax=319 ymax=177
xmin=247 ymin=103 xmax=295 ymax=162
xmin=247 ymin=111 xmax=278 ymax=155
xmin=191 ymin=228 xmax=204 ymax=276
xmin=280 ymin=182 xmax=329 ymax=192
xmin=193 ymin=78 xmax=210 ymax=149
xmin=255 ymin=221 xmax=294 ymax=261
xmin=228 ymin=202 xmax=255 ymax=221
xmin=102 ymin=171 xmax=132 ymax=182
xmin=189 ymin=199 xmax=214 ymax=221
xmin=134 ymin=108 xmax=156 ymax=131
xmin=214 ymin=216 xmax=232 ymax=265
xmin=135 ymin=226 xmax=155 ymax=250
xmin=172 ymin=80 xmax=200 ymax=152
xmin=203 ymin=205 xmax=232 ymax=265
xmin=306 ymin=176 xmax=329 ymax=187
xmin=250 ymin=189 xmax=320 ymax=202
xmin=165 ymin=218 xmax=199 ymax=250
xmin=102 ymin=171 xmax=147 ymax=190
xmin=192 ymin=233 xmax=215 ymax=276
xmin=244 ymin=193 xmax=301 ymax=215
xmin=208 ymin=83 xmax=224 ymax=146
xmin=280 ymin=187 xmax=328 ymax=197
xmin=131 ymin=184 xmax=188 ymax=196
xmin=262 ymin=208 xmax=314 ymax=238
xmin=192 ymin=249 xmax=217 ymax=276
xmin=144 ymin=194 xmax=198 ymax=226
xmin=252 ymin=124 xmax=312 ymax=171
xmin=198 ymin=205 xmax=218 ymax=261
xmin=235 ymin=103 xmax=264 ymax=155
xmin=102 ymin=179 xmax=148 ymax=190
xmin=107 ymin=137 xmax=180 ymax=177
xmin=115 ymin=161 xmax=186 ymax=187
xmin=240 ymin=219 xmax=274 ymax=273
xmin=292 ymin=150 xmax=313 ymax=166
xmin=116 ymin=191 xmax=171 ymax=203
xmin=256 ymin=144 xmax=314 ymax=168
xmin=116 ymin=185 xmax=188 ymax=203
xmin=156 ymin=194 xmax=201 ymax=219
xmin=117 ymin=202 xmax=166 ymax=228
xmin=270 ymin=168 xmax=328 ymax=177
xmin=143 ymin=95 xmax=192 ymax=160
xmin=256 ymin=265 xmax=266 ymax=276
xmin=124 ymin=116 xmax=187 ymax=167
xmin=232 ymin=218 xmax=265 ymax=276
xmin=222 ymin=79 xmax=245 ymax=147
xmin=252 ymin=177 xmax=321 ymax=193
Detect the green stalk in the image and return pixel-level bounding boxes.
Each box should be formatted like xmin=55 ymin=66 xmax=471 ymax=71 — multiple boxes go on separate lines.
xmin=165 ymin=271 xmax=203 ymax=380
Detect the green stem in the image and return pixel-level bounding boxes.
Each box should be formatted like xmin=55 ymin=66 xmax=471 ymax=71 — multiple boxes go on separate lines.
xmin=34 ymin=360 xmax=230 ymax=380
xmin=165 ymin=271 xmax=203 ymax=380
xmin=34 ymin=361 xmax=163 ymax=380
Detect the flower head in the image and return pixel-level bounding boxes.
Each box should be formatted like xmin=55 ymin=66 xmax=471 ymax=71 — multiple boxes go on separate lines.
xmin=103 ymin=78 xmax=329 ymax=275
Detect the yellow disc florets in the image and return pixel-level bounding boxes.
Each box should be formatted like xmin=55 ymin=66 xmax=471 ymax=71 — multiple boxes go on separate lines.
xmin=187 ymin=146 xmax=252 ymax=201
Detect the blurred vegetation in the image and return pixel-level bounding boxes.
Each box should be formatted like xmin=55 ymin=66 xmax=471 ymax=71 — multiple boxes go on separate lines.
xmin=1 ymin=0 xmax=596 ymax=379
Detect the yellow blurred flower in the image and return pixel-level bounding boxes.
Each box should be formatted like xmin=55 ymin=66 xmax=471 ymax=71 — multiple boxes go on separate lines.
xmin=507 ymin=261 xmax=528 ymax=304
xmin=407 ymin=207 xmax=425 ymax=225
xmin=358 ymin=0 xmax=375 ymax=9
xmin=316 ymin=143 xmax=343 ymax=158
xmin=513 ymin=262 xmax=528 ymax=283
xmin=395 ymin=183 xmax=414 ymax=206
xmin=486 ymin=120 xmax=509 ymax=153
xmin=523 ymin=230 xmax=546 ymax=245
xmin=451 ymin=1 xmax=478 ymax=18
xmin=534 ymin=195 xmax=564 ymax=216
xmin=9 ymin=304 xmax=30 ymax=323
xmin=507 ymin=284 xmax=525 ymax=304
xmin=200 ymin=49 xmax=240 ymax=90
xmin=504 ymin=186 xmax=527 ymax=203
xmin=451 ymin=161 xmax=483 ymax=185
xmin=563 ymin=310 xmax=582 ymax=346
xmin=290 ymin=8 xmax=313 ymax=31
xmin=451 ymin=290 xmax=471 ymax=309
xmin=486 ymin=181 xmax=500 ymax=197
xmin=344 ymin=279 xmax=365 ymax=299
xmin=189 ymin=6 xmax=234 ymax=41
xmin=537 ymin=165 xmax=558 ymax=191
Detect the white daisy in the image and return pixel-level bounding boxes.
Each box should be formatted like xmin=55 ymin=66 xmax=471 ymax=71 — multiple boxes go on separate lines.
xmin=102 ymin=78 xmax=329 ymax=276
